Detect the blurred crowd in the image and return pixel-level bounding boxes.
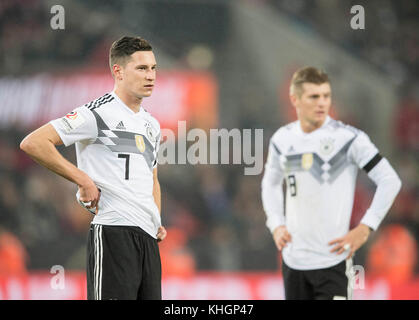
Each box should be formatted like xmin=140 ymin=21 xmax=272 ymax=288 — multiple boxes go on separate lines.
xmin=0 ymin=128 xmax=92 ymax=274
xmin=269 ymin=0 xmax=419 ymax=88
xmin=0 ymin=0 xmax=418 ymax=287
xmin=0 ymin=0 xmax=114 ymax=75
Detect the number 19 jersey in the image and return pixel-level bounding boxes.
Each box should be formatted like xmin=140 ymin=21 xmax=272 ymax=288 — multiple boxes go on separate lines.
xmin=50 ymin=92 xmax=161 ymax=239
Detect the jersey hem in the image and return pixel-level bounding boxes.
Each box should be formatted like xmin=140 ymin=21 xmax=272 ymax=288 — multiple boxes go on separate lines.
xmin=282 ymin=254 xmax=349 ymax=271
xmin=90 ymin=222 xmax=158 ymax=239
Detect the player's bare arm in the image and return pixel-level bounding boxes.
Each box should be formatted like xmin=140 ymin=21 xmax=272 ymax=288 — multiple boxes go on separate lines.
xmin=153 ymin=167 xmax=166 ymax=241
xmin=20 ymin=123 xmax=101 ymax=212
xmin=152 ymin=167 xmax=161 ymax=213
xmin=328 ymin=223 xmax=371 ymax=259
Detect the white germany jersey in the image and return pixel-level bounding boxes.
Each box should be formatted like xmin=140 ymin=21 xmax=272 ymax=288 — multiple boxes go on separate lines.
xmin=264 ymin=116 xmax=380 ymax=270
xmin=50 ymin=92 xmax=161 ymax=238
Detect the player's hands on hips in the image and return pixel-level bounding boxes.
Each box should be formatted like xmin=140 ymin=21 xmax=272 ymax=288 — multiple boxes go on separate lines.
xmin=157 ymin=226 xmax=167 ymax=242
xmin=273 ymin=225 xmax=292 ymax=251
xmin=78 ymin=177 xmax=101 ymax=214
xmin=329 ymin=224 xmax=371 ymax=259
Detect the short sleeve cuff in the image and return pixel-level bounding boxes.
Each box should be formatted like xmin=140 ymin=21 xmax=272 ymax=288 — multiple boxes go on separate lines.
xmin=49 ymin=119 xmax=72 ymax=147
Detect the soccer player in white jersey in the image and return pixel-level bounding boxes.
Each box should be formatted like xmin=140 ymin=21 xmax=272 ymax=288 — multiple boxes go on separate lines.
xmin=261 ymin=67 xmax=402 ymax=300
xmin=20 ymin=36 xmax=167 ymax=300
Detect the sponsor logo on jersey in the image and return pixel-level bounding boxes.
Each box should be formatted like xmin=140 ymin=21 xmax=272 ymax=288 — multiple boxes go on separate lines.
xmin=301 ymin=153 xmax=313 ymax=170
xmin=135 ymin=135 xmax=146 ymax=153
xmin=65 ymin=111 xmax=78 ymax=120
xmin=61 ymin=111 xmax=85 ymax=133
xmin=116 ymin=121 xmax=126 ymax=130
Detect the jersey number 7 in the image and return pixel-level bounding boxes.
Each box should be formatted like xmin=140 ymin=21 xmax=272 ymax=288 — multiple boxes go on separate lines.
xmin=118 ymin=154 xmax=130 ymax=180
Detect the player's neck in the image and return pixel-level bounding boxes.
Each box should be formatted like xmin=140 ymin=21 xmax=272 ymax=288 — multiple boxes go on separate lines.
xmin=113 ymin=87 xmax=143 ymax=113
xmin=299 ymin=117 xmax=326 ymax=133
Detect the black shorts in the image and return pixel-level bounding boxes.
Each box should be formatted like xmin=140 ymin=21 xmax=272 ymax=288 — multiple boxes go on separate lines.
xmin=282 ymin=259 xmax=353 ymax=300
xmin=86 ymin=224 xmax=161 ymax=300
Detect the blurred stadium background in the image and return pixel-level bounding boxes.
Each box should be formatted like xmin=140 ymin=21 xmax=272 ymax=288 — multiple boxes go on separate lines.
xmin=0 ymin=0 xmax=418 ymax=300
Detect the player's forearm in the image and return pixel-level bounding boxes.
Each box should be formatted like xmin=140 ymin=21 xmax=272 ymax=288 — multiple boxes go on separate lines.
xmin=360 ymin=158 xmax=402 ymax=230
xmin=20 ymin=134 xmax=90 ymax=187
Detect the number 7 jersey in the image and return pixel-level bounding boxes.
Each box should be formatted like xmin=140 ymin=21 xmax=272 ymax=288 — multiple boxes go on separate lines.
xmin=50 ymin=91 xmax=161 ymax=238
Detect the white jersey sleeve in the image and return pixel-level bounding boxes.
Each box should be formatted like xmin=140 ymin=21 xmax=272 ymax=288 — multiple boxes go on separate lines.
xmin=261 ymin=138 xmax=286 ymax=233
xmin=360 ymin=158 xmax=402 ymax=230
xmin=348 ymin=130 xmax=379 ymax=168
xmin=348 ymin=130 xmax=402 ymax=230
xmin=49 ymin=106 xmax=98 ymax=147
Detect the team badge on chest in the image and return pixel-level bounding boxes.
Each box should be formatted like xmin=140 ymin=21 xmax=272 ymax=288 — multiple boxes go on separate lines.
xmin=301 ymin=153 xmax=313 ymax=170
xmin=320 ymin=138 xmax=335 ymax=156
xmin=146 ymin=126 xmax=155 ymax=142
xmin=144 ymin=120 xmax=158 ymax=143
xmin=135 ymin=135 xmax=146 ymax=153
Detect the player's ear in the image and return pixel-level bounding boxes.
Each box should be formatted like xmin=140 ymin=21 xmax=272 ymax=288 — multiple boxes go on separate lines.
xmin=112 ymin=64 xmax=123 ymax=81
xmin=289 ymin=92 xmax=298 ymax=108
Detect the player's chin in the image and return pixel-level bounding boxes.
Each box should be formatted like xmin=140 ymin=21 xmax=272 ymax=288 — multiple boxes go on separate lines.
xmin=141 ymin=88 xmax=154 ymax=97
xmin=314 ymin=113 xmax=326 ymax=122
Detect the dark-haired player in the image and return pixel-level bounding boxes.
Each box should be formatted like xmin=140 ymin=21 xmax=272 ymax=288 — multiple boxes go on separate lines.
xmin=21 ymin=36 xmax=166 ymax=300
